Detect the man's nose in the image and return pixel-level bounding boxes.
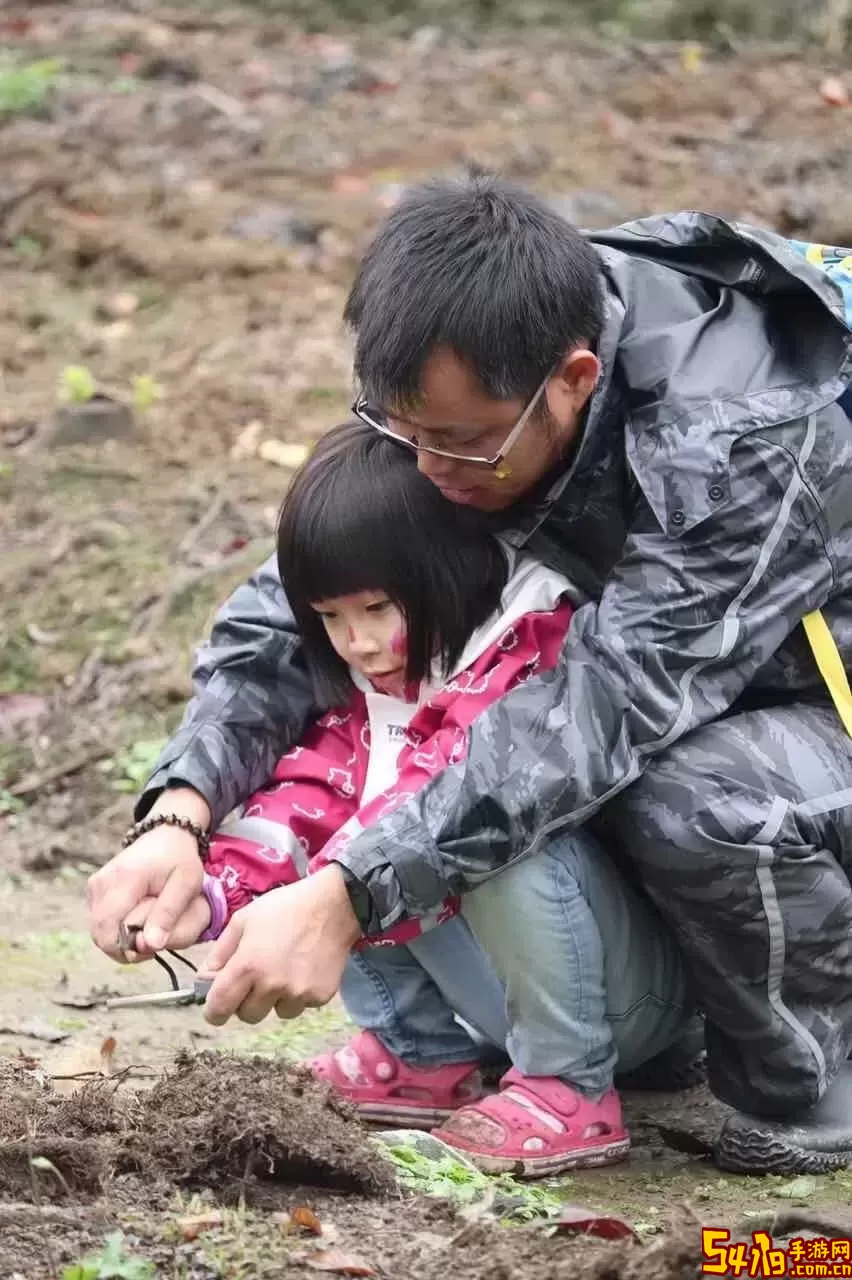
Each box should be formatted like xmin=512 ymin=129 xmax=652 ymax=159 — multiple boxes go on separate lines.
xmin=416 ymin=448 xmax=459 ymax=483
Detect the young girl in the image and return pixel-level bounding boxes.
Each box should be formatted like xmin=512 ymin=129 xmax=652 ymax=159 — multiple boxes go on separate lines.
xmin=183 ymin=421 xmax=692 ymax=1176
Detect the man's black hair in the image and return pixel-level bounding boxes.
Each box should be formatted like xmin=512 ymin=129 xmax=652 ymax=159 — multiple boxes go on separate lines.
xmin=277 ymin=421 xmax=509 ymax=704
xmin=344 ymin=172 xmax=604 ymax=411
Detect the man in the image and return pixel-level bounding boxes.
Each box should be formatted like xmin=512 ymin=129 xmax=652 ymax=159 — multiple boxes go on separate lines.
xmin=89 ymin=175 xmax=852 ymax=1174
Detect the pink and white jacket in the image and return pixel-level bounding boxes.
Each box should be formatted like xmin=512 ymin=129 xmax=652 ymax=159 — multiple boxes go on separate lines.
xmin=201 ymin=547 xmax=577 ymax=946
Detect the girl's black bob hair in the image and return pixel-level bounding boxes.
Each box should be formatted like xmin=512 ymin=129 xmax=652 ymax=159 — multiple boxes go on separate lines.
xmin=277 ymin=420 xmax=508 ymax=705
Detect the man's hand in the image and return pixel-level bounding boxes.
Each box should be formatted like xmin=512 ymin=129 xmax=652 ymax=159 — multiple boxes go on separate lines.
xmin=87 ymin=787 xmax=210 ymax=960
xmin=123 ymin=893 xmax=212 ymax=953
xmin=202 ymin=865 xmax=362 ymax=1026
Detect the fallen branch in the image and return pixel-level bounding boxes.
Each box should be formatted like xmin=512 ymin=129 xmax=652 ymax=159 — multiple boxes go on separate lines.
xmin=0 ymin=1202 xmax=110 ymax=1226
xmin=9 ymin=746 xmax=111 ymax=798
xmin=178 ymin=489 xmax=229 ymax=557
xmin=132 ymin=536 xmax=271 ymax=637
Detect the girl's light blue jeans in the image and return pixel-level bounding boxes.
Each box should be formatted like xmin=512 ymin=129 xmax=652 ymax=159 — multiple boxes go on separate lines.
xmin=341 ymin=829 xmax=692 ymax=1096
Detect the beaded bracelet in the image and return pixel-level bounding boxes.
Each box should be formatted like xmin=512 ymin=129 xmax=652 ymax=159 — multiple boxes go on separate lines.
xmin=120 ymin=813 xmax=211 ymax=861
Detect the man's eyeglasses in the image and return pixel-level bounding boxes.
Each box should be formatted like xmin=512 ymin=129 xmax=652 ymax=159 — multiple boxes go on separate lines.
xmin=351 ymin=370 xmax=551 ymax=473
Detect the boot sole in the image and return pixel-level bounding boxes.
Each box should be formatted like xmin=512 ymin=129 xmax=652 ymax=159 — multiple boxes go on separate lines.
xmin=716 ymin=1125 xmax=852 ymax=1175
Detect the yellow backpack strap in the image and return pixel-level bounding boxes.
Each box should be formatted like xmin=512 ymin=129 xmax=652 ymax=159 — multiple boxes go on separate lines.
xmin=802 ymin=609 xmax=852 ymax=737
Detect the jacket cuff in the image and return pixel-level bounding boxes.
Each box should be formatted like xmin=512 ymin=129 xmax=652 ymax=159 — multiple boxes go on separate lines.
xmin=333 ymin=826 xmax=448 ymax=936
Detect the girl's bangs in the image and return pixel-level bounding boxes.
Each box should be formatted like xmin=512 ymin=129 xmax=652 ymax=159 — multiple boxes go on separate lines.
xmin=289 ymin=501 xmax=409 ymax=606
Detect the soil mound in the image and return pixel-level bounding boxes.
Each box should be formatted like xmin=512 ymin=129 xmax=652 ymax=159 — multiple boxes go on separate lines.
xmin=0 ymin=1052 xmax=391 ymax=1201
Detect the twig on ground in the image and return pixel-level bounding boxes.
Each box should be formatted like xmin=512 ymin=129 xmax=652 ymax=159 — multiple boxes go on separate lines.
xmin=0 ymin=1202 xmax=109 ymax=1226
xmin=132 ymin=536 xmax=271 ymax=637
xmin=49 ymin=1065 xmax=158 ymax=1085
xmin=178 ymin=489 xmax=229 ymax=557
xmin=193 ymin=83 xmax=245 ymax=117
xmin=67 ymin=645 xmax=105 ymax=706
xmin=9 ymin=747 xmax=111 ymax=798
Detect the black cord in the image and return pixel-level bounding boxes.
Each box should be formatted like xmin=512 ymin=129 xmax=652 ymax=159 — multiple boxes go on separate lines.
xmin=120 ymin=924 xmax=198 ymax=990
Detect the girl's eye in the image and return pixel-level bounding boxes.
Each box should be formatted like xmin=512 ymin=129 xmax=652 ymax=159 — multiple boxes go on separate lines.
xmin=366 ymin=600 xmax=391 ymax=613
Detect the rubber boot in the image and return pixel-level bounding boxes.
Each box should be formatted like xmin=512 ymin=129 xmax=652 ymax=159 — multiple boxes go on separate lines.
xmin=716 ymin=1061 xmax=852 ymax=1174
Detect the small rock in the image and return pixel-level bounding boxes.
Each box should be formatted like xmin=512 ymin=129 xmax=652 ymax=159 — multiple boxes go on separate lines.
xmin=550 ymin=190 xmax=624 ymax=227
xmin=0 ymin=1017 xmax=69 ymax=1044
xmin=227 ymin=205 xmax=323 ymax=248
xmin=820 ymin=76 xmax=848 ymax=107
xmin=410 ymin=26 xmax=443 ymax=56
xmin=47 ymin=396 xmax=134 ymax=447
xmin=142 ymin=22 xmax=175 ymax=51
xmin=140 ymin=54 xmax=199 ymax=84
xmin=96 ymin=291 xmax=139 ymax=321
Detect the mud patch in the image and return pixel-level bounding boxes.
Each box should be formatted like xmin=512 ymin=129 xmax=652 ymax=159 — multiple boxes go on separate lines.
xmin=136 ymin=1050 xmax=392 ymax=1195
xmin=0 ymin=1051 xmax=391 ymax=1202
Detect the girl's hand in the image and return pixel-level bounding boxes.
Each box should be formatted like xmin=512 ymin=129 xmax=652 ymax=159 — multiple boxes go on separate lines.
xmin=201 ymin=866 xmax=361 ymax=1026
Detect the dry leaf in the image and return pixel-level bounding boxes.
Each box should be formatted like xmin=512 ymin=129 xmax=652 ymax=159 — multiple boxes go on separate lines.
xmin=230 ymin=420 xmax=264 ymax=461
xmin=178 ymin=1210 xmax=224 ymax=1241
xmin=680 ymin=43 xmax=703 ymax=73
xmin=100 ymin=1036 xmax=117 ymax=1075
xmin=257 ymin=439 xmax=311 ymax=469
xmin=306 ymin=1250 xmax=376 ymax=1276
xmin=555 ymin=1205 xmax=637 ymax=1240
xmin=291 ymin=1207 xmax=323 ymax=1235
xmin=819 ymin=76 xmax=848 ymax=106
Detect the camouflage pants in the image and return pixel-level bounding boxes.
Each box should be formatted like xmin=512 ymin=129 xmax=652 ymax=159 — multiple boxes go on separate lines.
xmin=605 ymin=701 xmax=852 ymax=1118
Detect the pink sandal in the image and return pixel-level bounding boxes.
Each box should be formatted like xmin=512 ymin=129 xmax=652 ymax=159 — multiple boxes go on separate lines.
xmin=310 ymin=1031 xmax=484 ymax=1127
xmin=432 ymin=1067 xmax=630 ymax=1176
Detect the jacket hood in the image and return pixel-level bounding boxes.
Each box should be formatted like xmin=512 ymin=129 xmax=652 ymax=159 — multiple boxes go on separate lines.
xmin=588 ymin=212 xmax=851 ymax=433
xmin=514 ymin=212 xmax=852 ymax=542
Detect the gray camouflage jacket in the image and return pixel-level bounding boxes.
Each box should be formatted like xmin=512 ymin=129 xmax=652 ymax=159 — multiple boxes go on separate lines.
xmin=141 ymin=212 xmax=852 ymax=936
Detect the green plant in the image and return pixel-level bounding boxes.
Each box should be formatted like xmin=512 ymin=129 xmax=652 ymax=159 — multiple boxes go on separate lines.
xmin=103 ymin=738 xmax=167 ymax=792
xmin=0 ymin=58 xmax=62 ymax=117
xmin=379 ymin=1142 xmax=565 ymax=1222
xmin=12 ymin=235 xmax=43 ymax=261
xmin=0 ymin=789 xmax=24 ymax=815
xmin=131 ymin=374 xmax=163 ymax=412
xmin=59 ymin=365 xmax=96 ymax=404
xmin=63 ymin=1233 xmax=155 ymax=1280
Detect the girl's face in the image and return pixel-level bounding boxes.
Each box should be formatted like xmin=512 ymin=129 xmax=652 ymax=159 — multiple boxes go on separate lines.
xmin=311 ymin=590 xmax=407 ymax=696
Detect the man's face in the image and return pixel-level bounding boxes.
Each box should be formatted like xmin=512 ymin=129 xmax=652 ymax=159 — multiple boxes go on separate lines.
xmin=384 ymin=347 xmax=599 ymax=513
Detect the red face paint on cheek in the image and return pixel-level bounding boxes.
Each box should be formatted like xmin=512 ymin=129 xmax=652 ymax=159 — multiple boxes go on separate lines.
xmin=391 ymin=628 xmax=407 ymax=657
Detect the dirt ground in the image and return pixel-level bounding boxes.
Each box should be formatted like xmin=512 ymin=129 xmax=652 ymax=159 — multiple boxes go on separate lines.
xmin=3 ymin=2 xmax=852 ymax=1276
